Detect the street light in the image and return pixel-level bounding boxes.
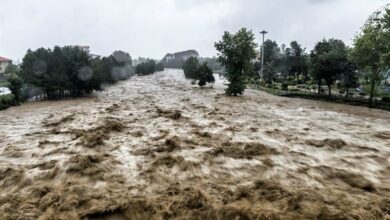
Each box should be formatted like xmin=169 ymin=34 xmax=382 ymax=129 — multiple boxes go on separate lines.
xmin=260 ymin=30 xmax=268 ymax=81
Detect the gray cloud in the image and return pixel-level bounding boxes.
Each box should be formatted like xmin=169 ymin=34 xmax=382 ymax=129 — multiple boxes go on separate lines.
xmin=0 ymin=0 xmax=386 ymax=61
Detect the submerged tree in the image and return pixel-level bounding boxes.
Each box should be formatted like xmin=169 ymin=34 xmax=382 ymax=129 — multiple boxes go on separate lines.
xmin=195 ymin=62 xmax=215 ymax=87
xmin=182 ymin=57 xmax=199 ymax=79
xmin=135 ymin=59 xmax=157 ymax=75
xmin=215 ymin=28 xmax=257 ymax=96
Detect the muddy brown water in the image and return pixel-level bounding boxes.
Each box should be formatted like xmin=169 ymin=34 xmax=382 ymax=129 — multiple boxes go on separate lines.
xmin=0 ymin=69 xmax=389 ymax=219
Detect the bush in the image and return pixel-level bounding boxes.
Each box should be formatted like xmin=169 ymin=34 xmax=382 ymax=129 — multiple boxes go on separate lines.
xmin=6 ymin=73 xmax=23 ymax=102
xmin=282 ymin=83 xmax=288 ymax=91
xmin=0 ymin=94 xmax=17 ymax=110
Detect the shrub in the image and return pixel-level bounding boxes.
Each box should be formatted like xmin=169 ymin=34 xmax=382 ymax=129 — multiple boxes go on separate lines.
xmin=0 ymin=94 xmax=17 ymax=110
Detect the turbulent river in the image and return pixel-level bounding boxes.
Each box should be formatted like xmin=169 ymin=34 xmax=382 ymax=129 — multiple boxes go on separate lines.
xmin=0 ymin=69 xmax=389 ymax=219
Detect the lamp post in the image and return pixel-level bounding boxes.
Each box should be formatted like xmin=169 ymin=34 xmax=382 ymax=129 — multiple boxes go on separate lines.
xmin=260 ymin=30 xmax=268 ymax=81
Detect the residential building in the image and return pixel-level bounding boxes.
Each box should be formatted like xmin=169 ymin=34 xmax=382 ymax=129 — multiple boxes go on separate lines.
xmin=0 ymin=56 xmax=12 ymax=74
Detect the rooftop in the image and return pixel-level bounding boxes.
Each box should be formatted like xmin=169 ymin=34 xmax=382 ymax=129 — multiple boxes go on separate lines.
xmin=0 ymin=56 xmax=12 ymax=62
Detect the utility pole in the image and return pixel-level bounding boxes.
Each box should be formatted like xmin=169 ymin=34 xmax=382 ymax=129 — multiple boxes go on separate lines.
xmin=260 ymin=30 xmax=268 ymax=81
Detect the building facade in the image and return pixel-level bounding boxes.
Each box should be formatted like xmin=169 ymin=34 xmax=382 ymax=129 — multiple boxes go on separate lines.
xmin=0 ymin=56 xmax=12 ymax=74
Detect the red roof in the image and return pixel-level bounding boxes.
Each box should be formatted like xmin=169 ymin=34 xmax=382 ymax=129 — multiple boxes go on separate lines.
xmin=0 ymin=56 xmax=12 ymax=62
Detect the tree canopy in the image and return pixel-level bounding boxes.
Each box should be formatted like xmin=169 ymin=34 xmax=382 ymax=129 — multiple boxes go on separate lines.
xmin=351 ymin=8 xmax=390 ymax=104
xmin=215 ymin=28 xmax=257 ymax=96
xmin=310 ymin=39 xmax=349 ymax=95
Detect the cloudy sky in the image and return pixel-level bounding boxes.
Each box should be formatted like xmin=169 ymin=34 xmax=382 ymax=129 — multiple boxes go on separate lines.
xmin=0 ymin=0 xmax=388 ymax=61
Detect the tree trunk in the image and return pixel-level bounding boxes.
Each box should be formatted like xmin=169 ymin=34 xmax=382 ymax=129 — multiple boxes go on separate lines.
xmin=345 ymin=87 xmax=349 ymax=98
xmin=369 ymin=78 xmax=375 ymax=108
xmin=328 ymin=84 xmax=331 ymax=96
xmin=318 ymin=80 xmax=321 ymax=94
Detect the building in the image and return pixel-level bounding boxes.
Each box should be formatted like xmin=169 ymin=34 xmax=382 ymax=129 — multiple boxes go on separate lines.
xmin=0 ymin=56 xmax=12 ymax=74
xmin=72 ymin=46 xmax=102 ymax=59
xmin=76 ymin=45 xmax=90 ymax=54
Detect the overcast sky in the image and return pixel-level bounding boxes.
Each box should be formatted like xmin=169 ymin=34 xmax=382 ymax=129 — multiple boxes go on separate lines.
xmin=0 ymin=0 xmax=388 ymax=61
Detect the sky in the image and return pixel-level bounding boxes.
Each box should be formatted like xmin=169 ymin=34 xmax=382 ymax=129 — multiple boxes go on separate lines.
xmin=0 ymin=0 xmax=388 ymax=62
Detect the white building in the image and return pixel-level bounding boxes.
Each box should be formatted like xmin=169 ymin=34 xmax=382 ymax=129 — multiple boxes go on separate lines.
xmin=0 ymin=56 xmax=12 ymax=74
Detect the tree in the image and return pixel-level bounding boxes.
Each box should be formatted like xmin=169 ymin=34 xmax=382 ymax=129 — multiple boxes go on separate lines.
xmin=135 ymin=59 xmax=157 ymax=75
xmin=20 ymin=46 xmax=103 ymax=99
xmin=101 ymin=51 xmax=134 ymax=83
xmin=310 ymin=39 xmax=348 ymax=96
xmin=262 ymin=40 xmax=282 ymax=83
xmin=340 ymin=61 xmax=358 ymax=97
xmin=286 ymin=41 xmax=308 ymax=82
xmin=215 ymin=28 xmax=257 ymax=96
xmin=6 ymin=73 xmax=23 ymax=102
xmin=156 ymin=62 xmax=165 ymax=71
xmin=195 ymin=62 xmax=215 ymax=87
xmin=351 ymin=8 xmax=390 ymax=106
xmin=182 ymin=57 xmax=199 ymax=79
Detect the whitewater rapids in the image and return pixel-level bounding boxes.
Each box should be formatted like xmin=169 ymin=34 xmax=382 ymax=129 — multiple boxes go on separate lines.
xmin=0 ymin=69 xmax=389 ymax=219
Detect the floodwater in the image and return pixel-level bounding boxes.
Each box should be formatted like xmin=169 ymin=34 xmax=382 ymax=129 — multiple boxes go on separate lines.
xmin=0 ymin=69 xmax=389 ymax=219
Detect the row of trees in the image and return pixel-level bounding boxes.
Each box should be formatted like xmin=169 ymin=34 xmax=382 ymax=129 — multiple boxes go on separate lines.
xmin=4 ymin=47 xmax=138 ymax=101
xmin=182 ymin=57 xmax=215 ymax=87
xmin=212 ymin=7 xmax=390 ymax=105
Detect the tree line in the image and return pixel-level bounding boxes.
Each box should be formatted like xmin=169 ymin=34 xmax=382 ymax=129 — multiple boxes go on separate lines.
xmin=209 ymin=8 xmax=390 ymax=106
xmin=1 ymin=46 xmax=164 ymax=110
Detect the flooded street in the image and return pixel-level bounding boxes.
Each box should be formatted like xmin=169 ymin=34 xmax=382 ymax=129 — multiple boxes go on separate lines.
xmin=0 ymin=69 xmax=389 ymax=219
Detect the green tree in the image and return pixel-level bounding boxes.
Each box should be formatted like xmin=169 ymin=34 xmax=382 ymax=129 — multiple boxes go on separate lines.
xmin=156 ymin=62 xmax=165 ymax=72
xmin=135 ymin=59 xmax=157 ymax=75
xmin=286 ymin=41 xmax=308 ymax=82
xmin=215 ymin=28 xmax=257 ymax=96
xmin=310 ymin=39 xmax=348 ymax=96
xmin=195 ymin=62 xmax=215 ymax=87
xmin=20 ymin=46 xmax=103 ymax=99
xmin=182 ymin=57 xmax=199 ymax=79
xmin=6 ymin=72 xmax=23 ymax=102
xmin=351 ymin=8 xmax=390 ymax=106
xmin=340 ymin=61 xmax=358 ymax=97
xmin=262 ymin=40 xmax=282 ymax=83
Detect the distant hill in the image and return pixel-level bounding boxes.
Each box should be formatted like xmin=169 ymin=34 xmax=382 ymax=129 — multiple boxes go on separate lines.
xmin=161 ymin=50 xmax=199 ymax=69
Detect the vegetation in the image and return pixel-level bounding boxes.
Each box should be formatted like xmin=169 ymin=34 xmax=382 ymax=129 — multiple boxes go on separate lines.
xmin=0 ymin=94 xmax=17 ymax=110
xmin=6 ymin=73 xmax=23 ymax=102
xmin=182 ymin=58 xmax=215 ymax=87
xmin=310 ymin=39 xmax=350 ymax=96
xmin=0 ymin=81 xmax=7 ymax=87
xmin=351 ymin=8 xmax=390 ymax=106
xmin=215 ymin=28 xmax=257 ymax=96
xmin=21 ymin=46 xmax=103 ymax=99
xmin=101 ymin=51 xmax=134 ymax=83
xmin=183 ymin=57 xmax=199 ymax=79
xmin=135 ymin=59 xmax=159 ymax=75
xmin=196 ymin=63 xmax=215 ymax=87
